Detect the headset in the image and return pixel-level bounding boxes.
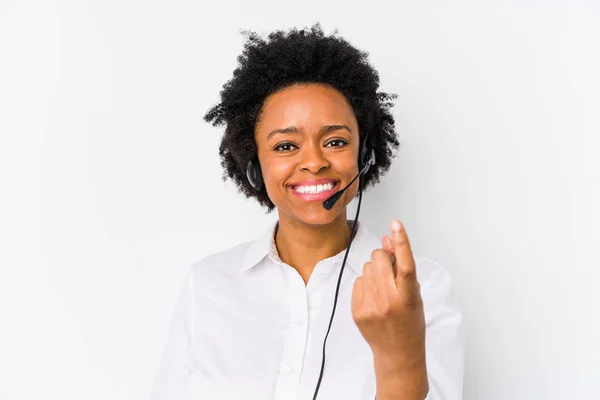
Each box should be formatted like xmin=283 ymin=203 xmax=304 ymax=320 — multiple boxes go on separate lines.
xmin=246 ymin=134 xmax=375 ymax=399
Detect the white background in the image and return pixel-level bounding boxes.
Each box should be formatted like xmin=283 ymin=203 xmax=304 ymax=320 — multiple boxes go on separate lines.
xmin=1 ymin=0 xmax=599 ymax=399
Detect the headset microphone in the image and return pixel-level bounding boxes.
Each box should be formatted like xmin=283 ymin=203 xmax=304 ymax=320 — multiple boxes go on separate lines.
xmin=322 ymin=149 xmax=375 ymax=211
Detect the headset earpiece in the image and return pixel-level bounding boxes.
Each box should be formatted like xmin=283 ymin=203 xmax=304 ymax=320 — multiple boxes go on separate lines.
xmin=246 ymin=159 xmax=263 ymax=190
xmin=358 ymin=136 xmax=375 ymax=173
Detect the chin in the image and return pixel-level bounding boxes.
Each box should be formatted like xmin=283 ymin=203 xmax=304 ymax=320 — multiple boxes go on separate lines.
xmin=278 ymin=201 xmax=345 ymax=227
xmin=298 ymin=211 xmax=339 ymax=226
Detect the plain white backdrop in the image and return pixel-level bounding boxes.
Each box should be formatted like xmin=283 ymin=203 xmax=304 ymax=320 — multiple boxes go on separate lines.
xmin=1 ymin=0 xmax=599 ymax=399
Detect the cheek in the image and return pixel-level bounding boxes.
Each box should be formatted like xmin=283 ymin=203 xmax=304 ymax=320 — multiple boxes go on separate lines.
xmin=262 ymin=159 xmax=295 ymax=190
xmin=331 ymin=156 xmax=358 ymax=178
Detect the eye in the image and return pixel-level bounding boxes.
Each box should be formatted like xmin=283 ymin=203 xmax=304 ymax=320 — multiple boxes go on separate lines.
xmin=326 ymin=139 xmax=348 ymax=148
xmin=273 ymin=142 xmax=297 ymax=152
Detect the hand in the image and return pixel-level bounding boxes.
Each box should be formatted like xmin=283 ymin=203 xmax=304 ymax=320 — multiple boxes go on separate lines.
xmin=351 ymin=219 xmax=426 ymax=368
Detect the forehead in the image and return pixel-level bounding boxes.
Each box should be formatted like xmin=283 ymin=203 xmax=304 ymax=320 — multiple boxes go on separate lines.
xmin=256 ymin=84 xmax=358 ymax=135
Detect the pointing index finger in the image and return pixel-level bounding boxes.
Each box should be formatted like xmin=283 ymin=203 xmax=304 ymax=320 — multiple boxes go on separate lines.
xmin=390 ymin=219 xmax=416 ymax=280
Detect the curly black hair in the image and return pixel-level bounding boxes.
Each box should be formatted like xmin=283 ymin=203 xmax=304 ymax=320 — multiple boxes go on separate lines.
xmin=203 ymin=23 xmax=400 ymax=212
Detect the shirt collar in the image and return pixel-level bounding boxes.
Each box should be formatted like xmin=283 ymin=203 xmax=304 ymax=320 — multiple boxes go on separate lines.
xmin=240 ymin=219 xmax=380 ymax=274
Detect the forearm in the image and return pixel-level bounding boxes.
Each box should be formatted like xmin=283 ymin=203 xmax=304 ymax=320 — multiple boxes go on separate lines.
xmin=373 ymin=353 xmax=429 ymax=400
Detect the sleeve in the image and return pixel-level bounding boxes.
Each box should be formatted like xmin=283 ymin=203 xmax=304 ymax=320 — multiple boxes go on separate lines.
xmin=420 ymin=265 xmax=465 ymax=400
xmin=150 ymin=270 xmax=194 ymax=400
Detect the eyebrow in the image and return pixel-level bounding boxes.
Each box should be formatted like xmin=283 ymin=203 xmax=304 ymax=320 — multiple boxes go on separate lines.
xmin=266 ymin=124 xmax=353 ymax=140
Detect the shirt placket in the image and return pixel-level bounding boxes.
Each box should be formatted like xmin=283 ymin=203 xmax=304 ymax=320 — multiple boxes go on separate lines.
xmin=273 ymin=265 xmax=309 ymax=400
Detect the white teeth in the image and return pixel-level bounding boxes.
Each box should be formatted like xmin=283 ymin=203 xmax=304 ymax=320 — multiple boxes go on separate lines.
xmin=293 ymin=182 xmax=334 ymax=194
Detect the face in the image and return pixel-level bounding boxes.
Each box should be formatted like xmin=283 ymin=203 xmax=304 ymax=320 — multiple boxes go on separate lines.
xmin=254 ymin=83 xmax=361 ymax=226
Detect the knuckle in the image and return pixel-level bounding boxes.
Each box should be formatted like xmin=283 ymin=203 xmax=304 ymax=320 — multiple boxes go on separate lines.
xmin=370 ymin=248 xmax=379 ymax=260
xmin=371 ymin=248 xmax=386 ymax=261
xmin=399 ymin=264 xmax=416 ymax=278
xmin=379 ymin=302 xmax=394 ymax=317
xmin=364 ymin=311 xmax=378 ymax=322
xmin=352 ymin=313 xmax=365 ymax=324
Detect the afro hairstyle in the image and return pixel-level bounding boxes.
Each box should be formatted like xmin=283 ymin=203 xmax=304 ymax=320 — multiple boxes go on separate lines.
xmin=203 ymin=23 xmax=400 ymax=212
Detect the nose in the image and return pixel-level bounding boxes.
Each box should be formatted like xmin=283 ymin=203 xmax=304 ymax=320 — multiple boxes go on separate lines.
xmin=298 ymin=143 xmax=329 ymax=174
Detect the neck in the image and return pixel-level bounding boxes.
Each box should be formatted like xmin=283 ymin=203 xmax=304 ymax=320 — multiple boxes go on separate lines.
xmin=274 ymin=212 xmax=353 ymax=284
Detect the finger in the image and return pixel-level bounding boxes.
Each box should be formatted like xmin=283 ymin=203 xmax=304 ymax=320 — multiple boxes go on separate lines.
xmin=351 ymin=276 xmax=364 ymax=311
xmin=382 ymin=235 xmax=397 ymax=276
xmin=361 ymin=261 xmax=378 ymax=299
xmin=382 ymin=235 xmax=394 ymax=254
xmin=370 ymin=248 xmax=397 ymax=295
xmin=390 ymin=219 xmax=417 ymax=281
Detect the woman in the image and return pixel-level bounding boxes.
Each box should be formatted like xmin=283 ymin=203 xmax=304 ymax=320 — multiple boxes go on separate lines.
xmin=150 ymin=24 xmax=463 ymax=400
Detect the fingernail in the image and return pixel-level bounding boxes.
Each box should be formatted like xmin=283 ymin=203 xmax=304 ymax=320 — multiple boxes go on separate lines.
xmin=391 ymin=219 xmax=403 ymax=232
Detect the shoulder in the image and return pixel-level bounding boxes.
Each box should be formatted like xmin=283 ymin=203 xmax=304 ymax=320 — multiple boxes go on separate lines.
xmin=414 ymin=257 xmax=462 ymax=323
xmin=188 ymin=239 xmax=253 ymax=279
xmin=414 ymin=256 xmax=454 ymax=290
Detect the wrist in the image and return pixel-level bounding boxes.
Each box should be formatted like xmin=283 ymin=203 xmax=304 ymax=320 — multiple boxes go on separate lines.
xmin=372 ymin=346 xmax=426 ymax=372
xmin=373 ymin=352 xmax=428 ymax=400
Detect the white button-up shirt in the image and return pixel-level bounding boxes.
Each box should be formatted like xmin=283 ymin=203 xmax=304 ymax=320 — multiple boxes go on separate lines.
xmin=150 ymin=220 xmax=464 ymax=400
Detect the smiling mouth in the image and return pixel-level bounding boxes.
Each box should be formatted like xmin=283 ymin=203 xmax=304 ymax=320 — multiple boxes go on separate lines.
xmin=290 ymin=181 xmax=338 ymax=194
xmin=288 ymin=181 xmax=340 ymax=201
